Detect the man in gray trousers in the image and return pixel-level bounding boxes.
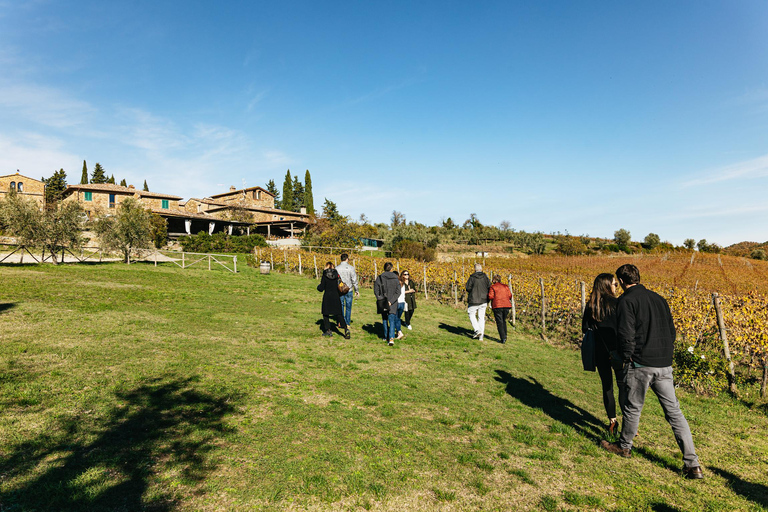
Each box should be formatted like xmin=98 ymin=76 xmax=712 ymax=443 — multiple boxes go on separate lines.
xmin=600 ymin=264 xmax=703 ymax=479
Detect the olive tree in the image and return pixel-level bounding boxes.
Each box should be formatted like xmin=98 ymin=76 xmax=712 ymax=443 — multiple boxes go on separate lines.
xmin=643 ymin=233 xmax=661 ymax=250
xmin=614 ymin=228 xmax=631 ymax=249
xmin=0 ymin=193 xmax=85 ymax=264
xmin=94 ymin=198 xmax=153 ymax=262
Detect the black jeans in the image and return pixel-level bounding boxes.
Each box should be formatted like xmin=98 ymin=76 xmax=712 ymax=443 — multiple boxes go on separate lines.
xmin=323 ymin=314 xmax=347 ymax=332
xmin=595 ymin=343 xmax=626 ymax=419
xmin=404 ymin=309 xmax=414 ymax=326
xmin=492 ymin=308 xmax=510 ymax=341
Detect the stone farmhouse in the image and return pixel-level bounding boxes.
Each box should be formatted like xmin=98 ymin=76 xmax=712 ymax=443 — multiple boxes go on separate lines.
xmin=59 ymin=183 xmax=310 ymax=239
xmin=0 ymin=171 xmax=46 ymax=209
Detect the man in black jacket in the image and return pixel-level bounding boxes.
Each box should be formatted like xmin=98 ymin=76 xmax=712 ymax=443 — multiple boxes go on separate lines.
xmin=374 ymin=262 xmax=402 ymax=346
xmin=600 ymin=264 xmax=703 ymax=480
xmin=465 ymin=264 xmax=491 ymax=340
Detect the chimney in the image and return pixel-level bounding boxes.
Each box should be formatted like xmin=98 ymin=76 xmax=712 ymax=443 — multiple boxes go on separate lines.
xmin=128 ymin=185 xmax=135 ymax=190
xmin=230 ymin=186 xmax=236 ymax=192
xmin=300 ymin=207 xmax=307 ymax=215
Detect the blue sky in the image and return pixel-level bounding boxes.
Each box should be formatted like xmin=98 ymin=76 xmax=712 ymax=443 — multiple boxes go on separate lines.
xmin=1 ymin=1 xmax=767 ymax=246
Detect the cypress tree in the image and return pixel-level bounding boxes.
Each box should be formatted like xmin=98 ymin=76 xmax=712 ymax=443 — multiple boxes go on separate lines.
xmin=120 ymin=179 xmax=127 ymax=187
xmin=143 ymin=180 xmax=149 ymax=192
xmin=80 ymin=160 xmax=88 ymax=184
xmin=304 ymin=170 xmax=314 ymax=216
xmin=291 ymin=175 xmax=304 ymax=212
xmin=281 ymin=170 xmax=293 ymax=211
xmin=91 ymin=163 xmax=107 ymax=184
xmin=108 ymin=174 xmax=115 ymax=184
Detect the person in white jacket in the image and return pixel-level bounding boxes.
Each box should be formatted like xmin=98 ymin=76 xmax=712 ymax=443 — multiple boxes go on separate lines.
xmin=336 ymin=253 xmax=360 ymax=327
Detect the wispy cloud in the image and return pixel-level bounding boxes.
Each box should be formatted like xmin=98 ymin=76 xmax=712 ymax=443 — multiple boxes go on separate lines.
xmin=682 ymin=154 xmax=768 ymax=187
xmin=246 ymin=90 xmax=268 ymax=112
xmin=0 ymin=82 xmax=96 ymax=128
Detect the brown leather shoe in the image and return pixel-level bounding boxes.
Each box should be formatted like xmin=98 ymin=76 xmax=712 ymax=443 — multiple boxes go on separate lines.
xmin=600 ymin=440 xmax=631 ymax=458
xmin=683 ymin=466 xmax=704 ymax=480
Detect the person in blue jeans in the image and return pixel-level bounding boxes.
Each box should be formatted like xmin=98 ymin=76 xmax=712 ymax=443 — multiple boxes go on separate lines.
xmin=336 ymin=253 xmax=359 ymax=327
xmin=373 ymin=262 xmax=401 ymax=346
xmin=600 ymin=264 xmax=703 ymax=480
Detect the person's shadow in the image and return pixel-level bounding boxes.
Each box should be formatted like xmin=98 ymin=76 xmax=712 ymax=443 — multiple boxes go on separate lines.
xmin=0 ymin=302 xmax=16 ymax=314
xmin=361 ymin=322 xmax=383 ymax=338
xmin=709 ymin=466 xmax=768 ymax=509
xmin=315 ymin=319 xmax=345 ymax=335
xmin=438 ymin=322 xmax=475 ymax=337
xmin=493 ymin=371 xmax=604 ymax=441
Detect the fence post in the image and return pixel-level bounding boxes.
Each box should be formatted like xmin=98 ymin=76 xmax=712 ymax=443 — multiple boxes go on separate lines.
xmin=284 ymin=250 xmax=287 ymax=273
xmin=299 ymin=254 xmax=302 ymax=275
xmin=270 ymin=251 xmax=274 ymax=270
xmin=374 ymin=260 xmax=378 ymax=278
xmin=712 ymin=293 xmax=737 ymax=395
xmin=397 ymin=260 xmax=400 ymax=273
xmin=182 ymin=252 xmax=185 ymax=268
xmin=314 ymin=255 xmax=318 ymax=279
xmin=208 ymin=254 xmax=211 ymax=271
xmin=234 ymin=255 xmax=237 ymax=273
xmin=539 ymin=277 xmax=546 ymax=332
xmin=580 ymin=281 xmax=586 ymax=314
xmin=423 ymin=265 xmax=428 ymax=300
xmin=154 ymin=251 xmax=157 ymax=267
xmin=509 ymin=274 xmax=516 ymax=327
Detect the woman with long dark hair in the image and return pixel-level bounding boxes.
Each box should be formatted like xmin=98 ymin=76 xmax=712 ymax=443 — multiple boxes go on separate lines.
xmin=317 ymin=262 xmax=350 ymax=339
xmin=582 ymin=273 xmax=625 ymax=434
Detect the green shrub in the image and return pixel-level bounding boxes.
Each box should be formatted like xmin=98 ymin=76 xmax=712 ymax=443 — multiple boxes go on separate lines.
xmin=178 ymin=232 xmax=267 ymax=253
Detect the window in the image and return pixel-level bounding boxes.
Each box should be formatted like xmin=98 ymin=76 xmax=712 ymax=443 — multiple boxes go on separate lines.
xmin=255 ymin=190 xmax=261 ymax=200
xmin=9 ymin=182 xmax=15 ymax=192
xmin=161 ymin=199 xmax=169 ymax=209
xmin=84 ymin=191 xmax=93 ymax=201
xmin=109 ymin=194 xmax=116 ymax=208
xmin=17 ymin=182 xmax=23 ymax=192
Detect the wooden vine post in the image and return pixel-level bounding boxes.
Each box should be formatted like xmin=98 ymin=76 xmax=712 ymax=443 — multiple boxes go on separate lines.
xmin=374 ymin=260 xmax=378 ymax=278
xmin=270 ymin=250 xmax=274 ymax=270
xmin=298 ymin=254 xmax=302 ymax=275
xmin=453 ymin=270 xmax=458 ymax=307
xmin=283 ymin=250 xmax=288 ymax=273
xmin=423 ymin=266 xmax=428 ymax=300
xmin=313 ymin=255 xmax=318 ymax=279
xmin=580 ymin=281 xmax=586 ymax=314
xmin=712 ymin=293 xmax=737 ymax=395
xmin=539 ymin=277 xmax=546 ymax=334
xmin=508 ymin=274 xmax=516 ymax=327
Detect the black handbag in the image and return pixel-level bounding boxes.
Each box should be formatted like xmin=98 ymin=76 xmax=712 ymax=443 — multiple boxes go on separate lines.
xmin=581 ymin=329 xmax=597 ymax=372
xmin=376 ymin=297 xmax=389 ymax=314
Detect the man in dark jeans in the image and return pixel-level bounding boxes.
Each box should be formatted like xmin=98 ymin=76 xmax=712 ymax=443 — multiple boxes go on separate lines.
xmin=601 ymin=264 xmax=703 ymax=480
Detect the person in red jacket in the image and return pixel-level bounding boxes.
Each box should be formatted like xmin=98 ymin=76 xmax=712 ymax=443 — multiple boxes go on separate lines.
xmin=488 ymin=275 xmax=513 ymax=343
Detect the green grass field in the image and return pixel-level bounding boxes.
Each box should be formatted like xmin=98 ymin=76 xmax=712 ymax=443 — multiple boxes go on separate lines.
xmin=1 ymin=262 xmax=767 ymax=511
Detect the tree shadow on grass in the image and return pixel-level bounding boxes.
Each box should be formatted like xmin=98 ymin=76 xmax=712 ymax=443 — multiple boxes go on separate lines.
xmin=710 ymin=466 xmax=768 ymax=509
xmin=0 ymin=376 xmax=240 ymax=511
xmin=0 ymin=302 xmax=16 ymax=314
xmin=494 ymin=371 xmax=604 ymax=441
xmin=437 ymin=322 xmax=474 ymax=338
xmin=649 ymin=503 xmax=683 ymax=512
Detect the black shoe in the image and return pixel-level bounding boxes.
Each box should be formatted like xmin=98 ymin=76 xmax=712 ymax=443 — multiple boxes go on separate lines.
xmin=683 ymin=466 xmax=703 ymax=480
xmin=322 ymin=330 xmax=333 ymax=337
xmin=344 ymin=329 xmax=351 ymax=340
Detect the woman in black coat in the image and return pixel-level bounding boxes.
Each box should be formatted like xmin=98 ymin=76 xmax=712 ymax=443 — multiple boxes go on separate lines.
xmin=317 ymin=262 xmax=350 ymax=339
xmin=582 ymin=273 xmax=625 ymax=434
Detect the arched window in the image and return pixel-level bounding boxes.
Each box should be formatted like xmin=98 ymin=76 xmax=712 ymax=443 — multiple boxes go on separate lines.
xmin=17 ymin=182 xmax=23 ymax=192
xmin=9 ymin=182 xmax=15 ymax=192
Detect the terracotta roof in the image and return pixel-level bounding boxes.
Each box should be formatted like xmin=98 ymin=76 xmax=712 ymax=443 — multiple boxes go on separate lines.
xmin=65 ymin=183 xmax=182 ymax=200
xmin=0 ymin=172 xmax=43 ymax=183
xmin=209 ymin=186 xmax=274 ymax=199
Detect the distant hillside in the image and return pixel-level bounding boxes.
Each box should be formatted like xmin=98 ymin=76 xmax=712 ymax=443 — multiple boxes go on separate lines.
xmin=724 ymin=241 xmax=768 ymax=257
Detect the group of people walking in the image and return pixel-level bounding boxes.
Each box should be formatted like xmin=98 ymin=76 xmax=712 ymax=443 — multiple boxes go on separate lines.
xmin=318 ymin=256 xmax=703 ymax=479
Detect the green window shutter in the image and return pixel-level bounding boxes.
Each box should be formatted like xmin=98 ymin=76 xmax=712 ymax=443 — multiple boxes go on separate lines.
xmin=162 ymin=199 xmax=169 ymax=209
xmin=84 ymin=191 xmax=92 ymax=201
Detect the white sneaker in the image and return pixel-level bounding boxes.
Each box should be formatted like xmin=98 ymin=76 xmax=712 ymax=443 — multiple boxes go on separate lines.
xmin=479 ymin=334 xmax=484 ymax=341
xmin=388 ymin=340 xmax=394 ymax=346
xmin=407 ymin=325 xmax=412 ymax=330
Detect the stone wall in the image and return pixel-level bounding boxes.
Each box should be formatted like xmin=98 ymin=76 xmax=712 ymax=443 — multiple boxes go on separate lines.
xmin=0 ymin=174 xmax=45 ymax=208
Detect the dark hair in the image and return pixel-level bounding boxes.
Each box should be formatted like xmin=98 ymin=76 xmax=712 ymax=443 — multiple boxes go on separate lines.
xmin=340 ymin=253 xmax=349 ymax=261
xmin=325 ymin=261 xmax=334 ymax=269
xmin=588 ymin=273 xmax=616 ymax=322
xmin=399 ymin=270 xmax=409 ymax=284
xmin=616 ymin=264 xmax=640 ymax=285
xmin=384 ymin=262 xmax=393 ymax=272
xmin=492 ymin=274 xmax=502 ymax=284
